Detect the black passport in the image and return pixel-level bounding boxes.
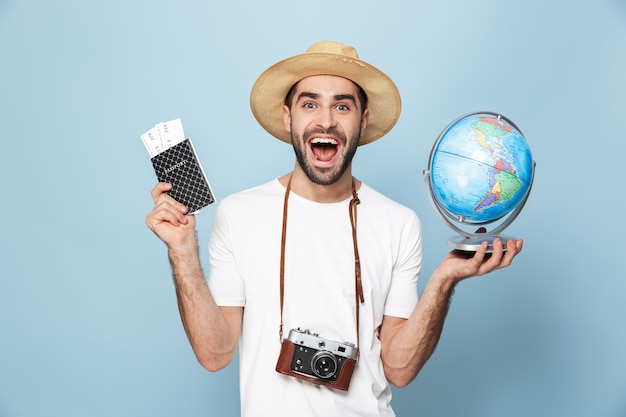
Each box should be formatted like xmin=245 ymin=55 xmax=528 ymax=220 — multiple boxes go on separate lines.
xmin=150 ymin=139 xmax=216 ymax=213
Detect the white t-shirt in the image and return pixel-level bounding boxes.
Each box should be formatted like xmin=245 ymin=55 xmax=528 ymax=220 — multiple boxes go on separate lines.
xmin=208 ymin=178 xmax=422 ymax=417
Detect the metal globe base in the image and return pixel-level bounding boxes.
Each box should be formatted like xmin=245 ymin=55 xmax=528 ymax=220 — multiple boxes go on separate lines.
xmin=448 ymin=234 xmax=516 ymax=252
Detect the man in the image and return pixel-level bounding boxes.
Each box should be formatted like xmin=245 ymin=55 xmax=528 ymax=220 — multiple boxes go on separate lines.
xmin=146 ymin=41 xmax=523 ymax=416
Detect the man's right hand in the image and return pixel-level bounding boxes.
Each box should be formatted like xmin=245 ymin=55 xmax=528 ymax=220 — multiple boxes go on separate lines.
xmin=145 ymin=183 xmax=242 ymax=371
xmin=145 ymin=182 xmax=197 ymax=248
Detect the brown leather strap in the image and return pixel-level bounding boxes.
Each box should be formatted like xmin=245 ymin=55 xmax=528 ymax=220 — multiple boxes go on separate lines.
xmin=279 ymin=175 xmax=364 ymax=354
xmin=349 ymin=181 xmax=363 ymax=357
xmin=278 ymin=175 xmax=292 ymax=342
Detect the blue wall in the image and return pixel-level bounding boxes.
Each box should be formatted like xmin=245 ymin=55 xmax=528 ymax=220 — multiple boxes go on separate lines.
xmin=1 ymin=1 xmax=625 ymax=416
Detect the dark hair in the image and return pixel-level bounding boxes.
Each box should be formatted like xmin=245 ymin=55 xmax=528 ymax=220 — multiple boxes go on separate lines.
xmin=284 ymin=80 xmax=368 ymax=114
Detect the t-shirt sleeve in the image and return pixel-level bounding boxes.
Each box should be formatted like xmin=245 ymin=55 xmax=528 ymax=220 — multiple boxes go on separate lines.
xmin=383 ymin=211 xmax=422 ymax=318
xmin=207 ymin=201 xmax=246 ymax=307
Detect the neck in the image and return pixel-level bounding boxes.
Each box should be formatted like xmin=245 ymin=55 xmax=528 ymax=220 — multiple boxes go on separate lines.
xmin=278 ymin=165 xmax=359 ymax=203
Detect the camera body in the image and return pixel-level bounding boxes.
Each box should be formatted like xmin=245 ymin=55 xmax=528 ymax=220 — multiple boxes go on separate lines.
xmin=276 ymin=328 xmax=358 ymax=391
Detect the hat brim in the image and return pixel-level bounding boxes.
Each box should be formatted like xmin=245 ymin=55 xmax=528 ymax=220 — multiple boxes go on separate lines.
xmin=250 ymin=52 xmax=401 ymax=146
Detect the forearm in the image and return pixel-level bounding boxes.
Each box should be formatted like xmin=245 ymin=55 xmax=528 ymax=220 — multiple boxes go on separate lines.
xmin=168 ymin=236 xmax=239 ymax=371
xmin=382 ymin=240 xmax=520 ymax=386
xmin=381 ymin=272 xmax=457 ymax=387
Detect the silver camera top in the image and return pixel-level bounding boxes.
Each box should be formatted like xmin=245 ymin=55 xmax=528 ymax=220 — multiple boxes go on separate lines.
xmin=287 ymin=328 xmax=357 ymax=359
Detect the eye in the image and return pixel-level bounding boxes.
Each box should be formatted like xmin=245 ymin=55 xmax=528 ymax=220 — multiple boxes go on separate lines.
xmin=303 ymin=102 xmax=316 ymax=109
xmin=335 ymin=104 xmax=349 ymax=111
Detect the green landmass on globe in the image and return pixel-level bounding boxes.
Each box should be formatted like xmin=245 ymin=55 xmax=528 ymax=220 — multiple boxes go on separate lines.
xmin=472 ymin=117 xmax=523 ymax=213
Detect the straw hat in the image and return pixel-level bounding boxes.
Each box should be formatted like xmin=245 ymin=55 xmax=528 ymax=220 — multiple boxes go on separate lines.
xmin=250 ymin=40 xmax=401 ymax=146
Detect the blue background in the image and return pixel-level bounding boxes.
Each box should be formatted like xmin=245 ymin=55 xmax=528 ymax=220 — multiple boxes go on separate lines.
xmin=1 ymin=1 xmax=625 ymax=416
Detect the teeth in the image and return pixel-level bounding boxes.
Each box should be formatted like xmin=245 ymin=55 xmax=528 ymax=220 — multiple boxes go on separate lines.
xmin=311 ymin=138 xmax=337 ymax=145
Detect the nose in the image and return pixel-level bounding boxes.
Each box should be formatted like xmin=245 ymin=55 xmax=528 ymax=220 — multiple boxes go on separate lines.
xmin=315 ymin=107 xmax=337 ymax=131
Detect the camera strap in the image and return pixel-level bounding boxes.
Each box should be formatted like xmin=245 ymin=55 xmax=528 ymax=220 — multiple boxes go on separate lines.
xmin=279 ymin=174 xmax=364 ymax=358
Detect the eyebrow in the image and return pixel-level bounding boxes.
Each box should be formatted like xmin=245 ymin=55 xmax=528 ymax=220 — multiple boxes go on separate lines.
xmin=296 ymin=92 xmax=357 ymax=105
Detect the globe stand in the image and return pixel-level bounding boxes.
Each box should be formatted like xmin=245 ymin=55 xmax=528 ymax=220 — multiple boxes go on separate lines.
xmin=423 ymin=163 xmax=535 ymax=253
xmin=447 ymin=234 xmax=517 ymax=252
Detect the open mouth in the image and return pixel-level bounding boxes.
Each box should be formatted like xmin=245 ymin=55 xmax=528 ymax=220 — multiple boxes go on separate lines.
xmin=310 ymin=137 xmax=339 ymax=163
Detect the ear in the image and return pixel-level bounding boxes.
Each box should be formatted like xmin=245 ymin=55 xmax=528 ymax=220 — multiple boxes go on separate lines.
xmin=360 ymin=108 xmax=369 ymax=136
xmin=282 ymin=105 xmax=291 ymax=133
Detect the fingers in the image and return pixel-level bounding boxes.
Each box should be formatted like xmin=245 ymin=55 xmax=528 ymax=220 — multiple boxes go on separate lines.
xmin=502 ymin=238 xmax=523 ymax=265
xmin=470 ymin=241 xmax=493 ymax=276
xmin=151 ymin=182 xmax=173 ymax=202
xmin=475 ymin=237 xmax=523 ymax=275
xmin=441 ymin=237 xmax=524 ymax=282
xmin=146 ymin=201 xmax=188 ymax=229
xmin=150 ymin=182 xmax=188 ymax=214
xmin=146 ymin=183 xmax=190 ymax=230
xmin=447 ymin=241 xmax=490 ymax=279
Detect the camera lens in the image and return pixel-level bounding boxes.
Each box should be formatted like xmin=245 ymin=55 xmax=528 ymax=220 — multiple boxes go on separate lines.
xmin=311 ymin=351 xmax=338 ymax=379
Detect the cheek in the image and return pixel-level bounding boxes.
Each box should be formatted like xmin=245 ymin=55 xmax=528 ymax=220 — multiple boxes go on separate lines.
xmin=288 ymin=116 xmax=311 ymax=137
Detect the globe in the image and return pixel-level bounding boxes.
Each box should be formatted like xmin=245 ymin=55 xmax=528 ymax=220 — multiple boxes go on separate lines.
xmin=424 ymin=112 xmax=535 ymax=251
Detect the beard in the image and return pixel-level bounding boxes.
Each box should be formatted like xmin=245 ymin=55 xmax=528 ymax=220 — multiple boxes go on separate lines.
xmin=291 ymin=126 xmax=360 ymax=186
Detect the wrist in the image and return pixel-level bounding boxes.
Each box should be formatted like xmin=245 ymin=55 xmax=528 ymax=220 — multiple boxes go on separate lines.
xmin=429 ymin=267 xmax=460 ymax=294
xmin=167 ymin=233 xmax=201 ymax=267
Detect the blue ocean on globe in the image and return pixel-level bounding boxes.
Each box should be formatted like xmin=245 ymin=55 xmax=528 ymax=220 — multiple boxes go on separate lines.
xmin=429 ymin=113 xmax=534 ymax=224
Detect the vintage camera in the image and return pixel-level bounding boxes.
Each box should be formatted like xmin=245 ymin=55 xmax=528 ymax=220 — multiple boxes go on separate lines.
xmin=276 ymin=328 xmax=358 ymax=391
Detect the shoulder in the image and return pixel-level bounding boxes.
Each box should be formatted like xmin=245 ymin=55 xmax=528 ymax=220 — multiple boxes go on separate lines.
xmin=356 ymin=183 xmax=422 ymax=247
xmin=359 ymin=183 xmax=420 ymax=221
xmin=218 ymin=179 xmax=283 ymax=210
xmin=213 ymin=178 xmax=285 ymax=227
